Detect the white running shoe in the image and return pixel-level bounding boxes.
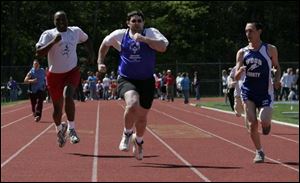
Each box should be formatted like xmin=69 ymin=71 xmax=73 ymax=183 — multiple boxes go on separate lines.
xmin=57 ymin=122 xmax=68 ymax=148
xmin=132 ymin=133 xmax=143 ymax=160
xmin=119 ymin=132 xmax=133 ymax=151
xmin=68 ymin=128 xmax=80 ymax=144
xmin=253 ymin=150 xmax=265 ymax=163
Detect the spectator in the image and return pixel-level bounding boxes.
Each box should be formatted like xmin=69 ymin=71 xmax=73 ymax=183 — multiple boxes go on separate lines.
xmin=292 ymin=68 xmax=299 ymax=100
xmin=280 ymin=68 xmax=293 ymax=101
xmin=176 ymin=72 xmax=183 ymax=98
xmin=160 ymin=70 xmax=167 ymax=100
xmin=181 ymin=72 xmax=190 ymax=104
xmin=7 ymin=76 xmax=19 ymax=102
xmin=102 ymin=74 xmax=111 ymax=100
xmin=222 ymin=69 xmax=229 ymax=104
xmin=226 ymin=67 xmax=235 ymax=111
xmin=82 ymin=80 xmax=89 ymax=101
xmin=192 ymin=71 xmax=200 ymax=100
xmin=87 ymin=71 xmax=97 ymax=100
xmin=165 ymin=69 xmax=175 ymax=102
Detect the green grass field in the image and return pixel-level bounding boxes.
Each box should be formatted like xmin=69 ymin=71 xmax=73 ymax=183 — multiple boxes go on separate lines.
xmin=1 ymin=100 xmax=28 ymax=107
xmin=196 ymin=101 xmax=299 ymax=125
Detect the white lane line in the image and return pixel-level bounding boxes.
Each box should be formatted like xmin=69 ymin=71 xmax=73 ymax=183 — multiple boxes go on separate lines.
xmin=152 ymin=108 xmax=299 ymax=173
xmin=1 ymin=103 xmax=80 ymax=169
xmin=117 ymin=104 xmax=211 ymax=182
xmin=1 ymin=106 xmax=52 ymax=129
xmin=147 ymin=127 xmax=211 ymax=182
xmin=200 ymin=105 xmax=299 ymax=128
xmin=164 ymin=104 xmax=298 ymax=144
xmin=1 ymin=106 xmax=28 ymax=115
xmin=1 ymin=124 xmax=54 ymax=168
xmin=91 ymin=101 xmax=100 ymax=182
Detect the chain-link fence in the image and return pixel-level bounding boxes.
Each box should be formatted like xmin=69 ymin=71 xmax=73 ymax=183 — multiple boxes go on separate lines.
xmin=155 ymin=61 xmax=299 ymax=97
xmin=1 ymin=62 xmax=299 ymax=102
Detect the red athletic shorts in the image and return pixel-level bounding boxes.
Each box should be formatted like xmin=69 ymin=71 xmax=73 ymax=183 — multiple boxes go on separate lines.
xmin=46 ymin=67 xmax=80 ymax=102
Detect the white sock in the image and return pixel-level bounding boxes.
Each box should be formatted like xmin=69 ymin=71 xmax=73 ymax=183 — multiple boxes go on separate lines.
xmin=135 ymin=135 xmax=143 ymax=144
xmin=124 ymin=128 xmax=133 ymax=135
xmin=56 ymin=124 xmax=62 ymax=132
xmin=68 ymin=121 xmax=75 ymax=130
xmin=256 ymin=148 xmax=263 ymax=153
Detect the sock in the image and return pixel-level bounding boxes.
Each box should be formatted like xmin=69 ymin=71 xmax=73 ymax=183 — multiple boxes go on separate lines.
xmin=56 ymin=124 xmax=62 ymax=132
xmin=135 ymin=135 xmax=143 ymax=144
xmin=256 ymin=148 xmax=263 ymax=153
xmin=68 ymin=121 xmax=75 ymax=130
xmin=124 ymin=128 xmax=133 ymax=135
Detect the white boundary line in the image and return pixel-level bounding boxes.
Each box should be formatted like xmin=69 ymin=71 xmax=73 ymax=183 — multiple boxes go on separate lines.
xmin=1 ymin=104 xmax=80 ymax=169
xmin=151 ymin=107 xmax=299 ymax=173
xmin=199 ymin=105 xmax=299 ymax=128
xmin=1 ymin=106 xmax=28 ymax=115
xmin=166 ymin=104 xmax=298 ymax=144
xmin=117 ymin=104 xmax=211 ymax=182
xmin=147 ymin=127 xmax=211 ymax=182
xmin=1 ymin=106 xmax=52 ymax=129
xmin=1 ymin=124 xmax=54 ymax=168
xmin=91 ymin=101 xmax=100 ymax=182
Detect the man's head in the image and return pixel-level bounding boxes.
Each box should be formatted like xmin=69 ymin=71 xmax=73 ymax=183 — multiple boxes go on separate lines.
xmin=126 ymin=10 xmax=145 ymax=33
xmin=54 ymin=11 xmax=68 ymax=32
xmin=33 ymin=59 xmax=40 ymax=70
xmin=167 ymin=69 xmax=171 ymax=75
xmin=245 ymin=22 xmax=263 ymax=43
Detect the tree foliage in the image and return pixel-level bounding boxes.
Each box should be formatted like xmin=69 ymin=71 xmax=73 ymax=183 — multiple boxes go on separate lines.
xmin=1 ymin=1 xmax=299 ymax=82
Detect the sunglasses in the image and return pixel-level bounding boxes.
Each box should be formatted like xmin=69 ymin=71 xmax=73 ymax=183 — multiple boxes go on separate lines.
xmin=131 ymin=19 xmax=142 ymax=23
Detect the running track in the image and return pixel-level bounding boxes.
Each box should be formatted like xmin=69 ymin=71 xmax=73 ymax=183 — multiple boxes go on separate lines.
xmin=1 ymin=98 xmax=299 ymax=182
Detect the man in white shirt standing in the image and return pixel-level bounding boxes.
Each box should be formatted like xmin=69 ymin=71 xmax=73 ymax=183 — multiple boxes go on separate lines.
xmin=280 ymin=68 xmax=294 ymax=101
xmin=36 ymin=11 xmax=94 ymax=148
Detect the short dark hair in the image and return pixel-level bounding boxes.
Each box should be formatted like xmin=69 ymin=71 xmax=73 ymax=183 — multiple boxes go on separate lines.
xmin=247 ymin=21 xmax=263 ymax=30
xmin=54 ymin=11 xmax=67 ymax=20
xmin=127 ymin=10 xmax=144 ymax=21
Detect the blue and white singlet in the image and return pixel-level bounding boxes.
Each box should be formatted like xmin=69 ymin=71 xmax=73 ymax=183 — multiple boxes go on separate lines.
xmin=119 ymin=29 xmax=156 ymax=80
xmin=241 ymin=42 xmax=274 ymax=107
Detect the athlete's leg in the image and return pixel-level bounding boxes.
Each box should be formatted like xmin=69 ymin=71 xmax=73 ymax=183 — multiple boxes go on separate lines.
xmin=123 ymin=90 xmax=139 ymax=130
xmin=52 ymin=97 xmax=64 ymax=126
xmin=64 ymin=85 xmax=76 ymax=121
xmin=118 ymin=90 xmax=139 ymax=151
xmin=135 ymin=107 xmax=149 ymax=138
xmin=258 ymin=106 xmax=272 ymax=135
xmin=244 ymin=100 xmax=261 ymax=150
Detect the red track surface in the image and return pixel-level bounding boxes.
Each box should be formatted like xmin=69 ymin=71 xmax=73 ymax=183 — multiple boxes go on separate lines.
xmin=1 ymin=98 xmax=299 ymax=182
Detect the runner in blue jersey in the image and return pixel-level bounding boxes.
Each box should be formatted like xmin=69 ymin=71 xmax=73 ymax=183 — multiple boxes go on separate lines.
xmin=235 ymin=22 xmax=281 ymax=163
xmin=97 ymin=10 xmax=169 ymax=160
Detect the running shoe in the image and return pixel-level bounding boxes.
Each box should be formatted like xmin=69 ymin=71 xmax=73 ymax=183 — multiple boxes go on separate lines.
xmin=57 ymin=122 xmax=68 ymax=148
xmin=119 ymin=132 xmax=133 ymax=151
xmin=253 ymin=150 xmax=265 ymax=163
xmin=132 ymin=133 xmax=143 ymax=160
xmin=34 ymin=116 xmax=41 ymax=122
xmin=68 ymin=128 xmax=80 ymax=144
